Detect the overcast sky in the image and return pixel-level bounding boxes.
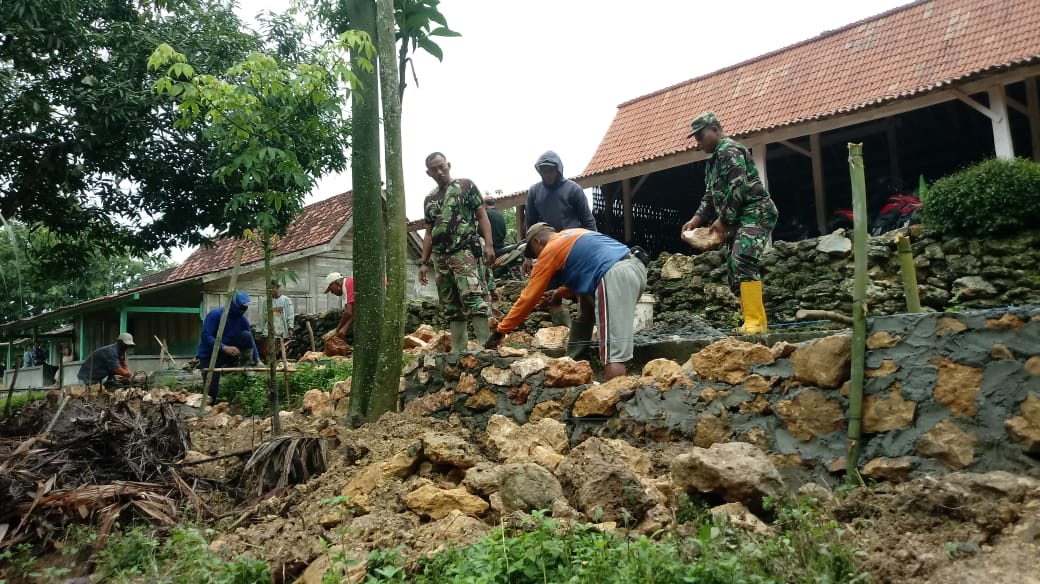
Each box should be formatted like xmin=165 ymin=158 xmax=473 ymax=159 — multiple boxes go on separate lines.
xmin=173 ymin=0 xmax=910 ymax=260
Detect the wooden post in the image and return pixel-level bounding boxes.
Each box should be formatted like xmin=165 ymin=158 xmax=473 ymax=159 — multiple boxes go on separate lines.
xmin=1026 ymin=76 xmax=1040 ymax=163
xmin=886 ymin=122 xmax=901 ymax=179
xmin=810 ymin=133 xmax=827 ymax=234
xmin=987 ymin=85 xmax=1014 ymax=159
xmin=751 ymin=143 xmax=769 ymax=189
xmin=622 ymin=178 xmax=633 ymax=244
xmin=845 ymin=143 xmax=868 ymax=485
xmin=280 ymin=337 xmax=291 ymax=401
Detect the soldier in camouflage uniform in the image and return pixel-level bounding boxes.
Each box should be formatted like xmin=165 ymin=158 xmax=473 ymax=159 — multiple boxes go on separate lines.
xmin=419 ymin=152 xmax=497 ymax=351
xmin=681 ymin=112 xmax=778 ymax=334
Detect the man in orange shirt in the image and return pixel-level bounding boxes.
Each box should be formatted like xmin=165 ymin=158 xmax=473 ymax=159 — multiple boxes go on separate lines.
xmin=486 ymin=223 xmax=647 ymax=380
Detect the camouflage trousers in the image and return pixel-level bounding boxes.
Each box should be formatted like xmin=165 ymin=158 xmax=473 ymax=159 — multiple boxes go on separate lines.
xmin=434 ymin=248 xmax=490 ymax=320
xmin=727 ymin=200 xmax=779 ymax=291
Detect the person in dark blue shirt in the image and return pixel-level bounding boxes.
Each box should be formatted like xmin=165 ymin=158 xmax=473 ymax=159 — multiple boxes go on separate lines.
xmin=196 ymin=290 xmax=260 ymax=403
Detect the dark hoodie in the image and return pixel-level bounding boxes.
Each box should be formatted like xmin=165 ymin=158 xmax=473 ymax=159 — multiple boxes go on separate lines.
xmin=526 ymin=151 xmax=596 ymax=234
xmin=196 ymin=290 xmax=259 ymax=361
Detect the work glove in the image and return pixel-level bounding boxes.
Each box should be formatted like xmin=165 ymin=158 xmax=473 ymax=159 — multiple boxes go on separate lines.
xmin=484 ymin=330 xmax=504 ymax=350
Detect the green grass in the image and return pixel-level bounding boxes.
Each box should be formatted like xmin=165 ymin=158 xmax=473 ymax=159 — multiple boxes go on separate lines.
xmin=352 ymin=497 xmax=870 ymax=584
xmin=93 ymin=525 xmax=268 ymax=584
xmin=219 ymin=358 xmax=353 ymax=415
xmin=1 ymin=389 xmax=48 ymax=415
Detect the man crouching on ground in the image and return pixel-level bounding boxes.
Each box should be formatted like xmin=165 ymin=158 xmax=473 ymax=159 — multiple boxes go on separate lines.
xmin=484 ymin=223 xmax=646 ymax=380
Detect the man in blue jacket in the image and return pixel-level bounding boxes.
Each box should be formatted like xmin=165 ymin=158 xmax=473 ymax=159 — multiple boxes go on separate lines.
xmin=197 ymin=290 xmax=260 ymax=403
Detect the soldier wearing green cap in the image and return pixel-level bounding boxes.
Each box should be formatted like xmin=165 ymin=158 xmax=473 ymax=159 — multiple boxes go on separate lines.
xmin=681 ymin=111 xmax=778 ymax=334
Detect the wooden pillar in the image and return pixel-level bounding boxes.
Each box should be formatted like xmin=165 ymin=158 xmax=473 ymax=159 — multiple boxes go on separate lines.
xmin=1026 ymin=76 xmax=1040 ymax=163
xmin=622 ymin=178 xmax=633 ymax=244
xmin=79 ymin=315 xmax=87 ymax=356
xmin=751 ymin=143 xmax=769 ymax=189
xmin=987 ymin=85 xmax=1014 ymax=159
xmin=810 ymin=133 xmax=827 ymax=234
xmin=604 ymin=185 xmax=617 ymax=237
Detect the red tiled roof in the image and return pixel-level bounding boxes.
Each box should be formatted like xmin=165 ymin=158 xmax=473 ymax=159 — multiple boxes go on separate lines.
xmin=168 ymin=191 xmax=354 ymax=281
xmin=581 ymin=0 xmax=1040 ymax=179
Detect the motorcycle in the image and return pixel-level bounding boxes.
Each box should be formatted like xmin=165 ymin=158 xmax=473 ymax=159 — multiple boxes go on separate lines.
xmin=491 ymin=240 xmax=527 ymax=280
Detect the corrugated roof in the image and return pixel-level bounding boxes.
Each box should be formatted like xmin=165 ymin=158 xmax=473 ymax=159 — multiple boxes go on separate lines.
xmin=581 ymin=0 xmax=1040 ymax=179
xmin=168 ymin=191 xmax=354 ymax=282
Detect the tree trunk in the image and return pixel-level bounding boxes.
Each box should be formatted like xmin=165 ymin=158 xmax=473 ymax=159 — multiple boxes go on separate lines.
xmin=370 ymin=0 xmax=407 ymax=420
xmin=347 ymin=0 xmax=385 ymax=427
xmin=262 ymin=234 xmax=281 ymax=435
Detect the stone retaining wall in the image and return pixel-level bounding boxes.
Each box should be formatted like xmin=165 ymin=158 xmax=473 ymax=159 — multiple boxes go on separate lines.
xmin=400 ymin=308 xmax=1040 ymax=481
xmin=653 ymin=227 xmax=1040 ymax=330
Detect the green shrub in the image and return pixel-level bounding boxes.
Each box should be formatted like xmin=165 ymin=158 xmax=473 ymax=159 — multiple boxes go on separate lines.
xmin=219 ymin=359 xmax=354 ymax=416
xmin=359 ymin=505 xmax=869 ymax=584
xmin=921 ymin=157 xmax=1040 ymax=235
xmin=94 ymin=525 xmax=269 ymax=584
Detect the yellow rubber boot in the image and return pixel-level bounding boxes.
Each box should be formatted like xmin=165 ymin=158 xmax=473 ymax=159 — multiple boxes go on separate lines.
xmin=737 ymin=281 xmax=768 ymax=334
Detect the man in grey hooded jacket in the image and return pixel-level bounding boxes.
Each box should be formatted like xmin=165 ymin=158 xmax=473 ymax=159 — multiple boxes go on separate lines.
xmin=521 ymin=150 xmax=598 ymax=358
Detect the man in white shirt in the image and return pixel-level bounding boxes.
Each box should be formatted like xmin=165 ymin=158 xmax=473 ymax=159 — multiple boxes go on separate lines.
xmin=261 ymin=280 xmax=295 ymax=339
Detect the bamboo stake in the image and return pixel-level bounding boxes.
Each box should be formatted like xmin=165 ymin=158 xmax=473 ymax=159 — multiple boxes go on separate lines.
xmin=279 ymin=336 xmax=291 ymax=402
xmin=202 ymin=366 xmax=293 ymax=373
xmin=3 ymin=341 xmax=25 ymax=416
xmin=203 ymin=247 xmax=246 ymax=405
xmin=845 ymin=143 xmax=868 ymax=485
xmin=895 ymin=233 xmax=922 ymax=312
xmin=305 ymin=321 xmax=316 ymax=352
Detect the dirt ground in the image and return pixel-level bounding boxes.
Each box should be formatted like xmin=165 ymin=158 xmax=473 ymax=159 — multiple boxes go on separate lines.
xmin=186 ymin=409 xmax=1040 ymax=584
xmin=2 ymin=390 xmax=1038 ymax=584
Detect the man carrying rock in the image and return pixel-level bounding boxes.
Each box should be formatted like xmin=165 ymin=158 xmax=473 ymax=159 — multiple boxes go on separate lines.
xmin=486 ymin=223 xmax=646 ymax=380
xmin=322 ymin=271 xmax=356 ymax=341
xmin=680 ymin=111 xmax=778 ymax=334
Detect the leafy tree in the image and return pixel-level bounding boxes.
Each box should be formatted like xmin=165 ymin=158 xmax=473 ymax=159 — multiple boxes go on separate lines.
xmin=0 ymin=221 xmax=173 ymax=326
xmin=0 ymin=0 xmax=262 ymax=263
xmin=149 ymin=35 xmax=371 ymax=431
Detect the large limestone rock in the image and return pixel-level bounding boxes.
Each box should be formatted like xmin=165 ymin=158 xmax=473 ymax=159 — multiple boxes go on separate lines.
xmin=301 ymin=389 xmax=334 ymax=417
xmin=481 ymin=366 xmax=513 ymax=386
xmin=554 ymin=437 xmax=656 ymax=523
xmin=415 ymin=509 xmax=490 ymax=546
xmin=661 ymin=254 xmax=696 ymax=280
xmin=916 ymin=419 xmax=977 ymax=469
xmin=861 ymin=457 xmax=913 ymax=483
xmin=670 ymin=442 xmax=783 ymax=509
xmin=485 ymin=414 xmax=569 ymax=469
xmin=929 ymin=357 xmax=982 ymax=416
xmin=572 ymin=376 xmax=640 ymax=417
xmin=1005 ymin=394 xmax=1040 ymax=453
xmin=791 ymin=335 xmax=851 ymax=388
xmin=330 ymin=378 xmax=352 ymax=401
xmin=342 ymin=446 xmax=421 ymax=500
xmin=953 ymin=276 xmax=997 ymax=299
xmin=498 ymin=462 xmax=565 ymax=513
xmin=710 ymin=502 xmax=773 ymax=535
xmin=815 ymin=231 xmax=852 ymax=256
xmin=863 ymin=381 xmax=916 ymax=433
xmin=642 ymin=358 xmax=682 ymax=378
xmin=694 ymin=413 xmax=733 ymax=448
xmin=402 ymin=389 xmax=454 ymax=417
xmin=533 ymin=326 xmax=569 ymax=351
xmin=510 ymin=354 xmax=550 ymax=380
xmin=691 ymin=338 xmax=774 ymax=384
xmin=775 ymin=389 xmax=844 ymax=440
xmin=403 ymin=484 xmax=489 ymax=520
xmin=544 ymin=357 xmax=594 ymax=387
xmin=1025 ymin=356 xmax=1040 ymax=377
xmin=462 ymin=462 xmax=502 ymax=496
xmin=423 ymin=432 xmax=480 ymax=469
xmin=465 ymin=388 xmax=498 ymax=411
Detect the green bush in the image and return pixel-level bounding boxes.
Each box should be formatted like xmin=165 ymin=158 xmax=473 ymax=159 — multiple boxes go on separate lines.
xmin=220 ymin=359 xmax=354 ymax=416
xmin=357 ymin=504 xmax=869 ymax=584
xmin=94 ymin=526 xmax=269 ymax=584
xmin=921 ymin=157 xmax=1040 ymax=235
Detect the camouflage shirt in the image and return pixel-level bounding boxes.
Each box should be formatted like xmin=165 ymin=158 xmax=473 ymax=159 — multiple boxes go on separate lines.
xmin=695 ymin=136 xmax=774 ymax=225
xmin=424 ymin=178 xmax=484 ymax=253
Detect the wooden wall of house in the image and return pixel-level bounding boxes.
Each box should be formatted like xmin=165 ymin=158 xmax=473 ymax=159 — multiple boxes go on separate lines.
xmin=202 ymin=233 xmax=436 ymax=322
